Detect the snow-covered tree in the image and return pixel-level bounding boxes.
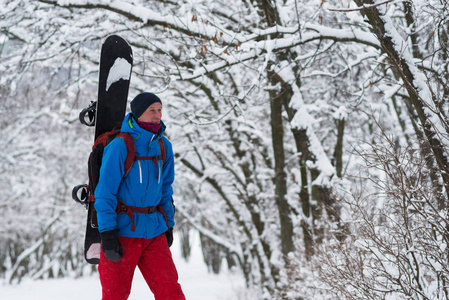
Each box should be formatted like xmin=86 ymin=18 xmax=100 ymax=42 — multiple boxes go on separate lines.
xmin=1 ymin=0 xmax=449 ymax=298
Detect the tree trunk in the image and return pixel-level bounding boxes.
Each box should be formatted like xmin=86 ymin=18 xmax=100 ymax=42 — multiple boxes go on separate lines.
xmin=268 ymin=77 xmax=295 ymax=259
xmin=354 ymin=0 xmax=449 ymax=202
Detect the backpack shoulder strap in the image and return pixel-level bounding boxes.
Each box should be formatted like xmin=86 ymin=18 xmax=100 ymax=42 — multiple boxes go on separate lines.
xmin=116 ymin=132 xmax=135 ymax=175
xmin=158 ymin=138 xmax=166 ymax=165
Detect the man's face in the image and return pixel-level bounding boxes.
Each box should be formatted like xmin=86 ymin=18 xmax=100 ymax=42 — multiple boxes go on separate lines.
xmin=138 ymin=102 xmax=162 ymax=124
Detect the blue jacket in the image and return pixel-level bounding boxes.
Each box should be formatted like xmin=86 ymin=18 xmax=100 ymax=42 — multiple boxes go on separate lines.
xmin=94 ymin=113 xmax=175 ymax=239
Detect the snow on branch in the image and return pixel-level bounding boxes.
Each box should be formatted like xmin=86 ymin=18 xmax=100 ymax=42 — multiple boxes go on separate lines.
xmin=377 ymin=7 xmax=449 ymax=151
xmin=38 ymin=0 xmax=379 ymax=83
xmin=38 ymin=0 xmax=245 ymax=46
xmin=181 ymin=26 xmax=379 ymax=81
xmin=327 ymin=0 xmax=406 ymax=12
xmin=276 ymin=63 xmax=336 ymax=184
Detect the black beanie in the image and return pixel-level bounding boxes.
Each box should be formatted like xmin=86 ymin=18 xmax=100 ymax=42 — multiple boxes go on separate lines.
xmin=131 ymin=92 xmax=162 ymax=119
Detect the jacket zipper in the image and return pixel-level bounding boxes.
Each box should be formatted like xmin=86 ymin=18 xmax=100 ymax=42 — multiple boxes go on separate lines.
xmin=137 ymin=135 xmax=157 ymax=185
xmin=138 ymin=160 xmax=143 ymax=184
xmin=158 ymin=160 xmax=161 ymax=184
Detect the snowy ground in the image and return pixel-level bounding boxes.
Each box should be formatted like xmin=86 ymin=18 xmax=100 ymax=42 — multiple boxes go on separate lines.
xmin=1 ymin=232 xmax=254 ymax=300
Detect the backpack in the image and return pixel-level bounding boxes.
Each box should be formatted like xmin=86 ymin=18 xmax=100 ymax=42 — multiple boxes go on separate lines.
xmin=84 ymin=127 xmax=166 ymax=228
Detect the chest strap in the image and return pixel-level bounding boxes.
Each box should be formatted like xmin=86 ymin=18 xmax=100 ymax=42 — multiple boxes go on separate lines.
xmin=116 ymin=200 xmax=168 ymax=232
xmin=135 ymin=138 xmax=166 ymax=180
xmin=136 ymin=155 xmax=163 ymax=180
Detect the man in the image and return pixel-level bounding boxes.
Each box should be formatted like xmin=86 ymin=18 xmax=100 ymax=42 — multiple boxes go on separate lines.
xmin=94 ymin=92 xmax=185 ymax=300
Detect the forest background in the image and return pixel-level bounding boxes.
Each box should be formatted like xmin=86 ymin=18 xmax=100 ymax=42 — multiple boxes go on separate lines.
xmin=1 ymin=0 xmax=449 ymax=299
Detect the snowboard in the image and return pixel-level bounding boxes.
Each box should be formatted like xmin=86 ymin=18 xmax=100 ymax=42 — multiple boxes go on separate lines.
xmin=72 ymin=35 xmax=133 ymax=264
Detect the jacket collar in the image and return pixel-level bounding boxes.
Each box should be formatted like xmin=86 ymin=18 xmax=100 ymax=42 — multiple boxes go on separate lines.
xmin=121 ymin=113 xmax=166 ymax=145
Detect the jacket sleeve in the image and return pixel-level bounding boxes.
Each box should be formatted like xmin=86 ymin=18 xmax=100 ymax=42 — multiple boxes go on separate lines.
xmin=160 ymin=137 xmax=175 ymax=228
xmin=94 ymin=138 xmax=127 ymax=233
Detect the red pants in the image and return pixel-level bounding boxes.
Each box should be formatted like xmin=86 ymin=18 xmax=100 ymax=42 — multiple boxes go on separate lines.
xmin=98 ymin=233 xmax=185 ymax=300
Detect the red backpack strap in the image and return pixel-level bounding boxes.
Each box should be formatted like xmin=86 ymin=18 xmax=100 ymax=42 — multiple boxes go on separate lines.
xmin=158 ymin=138 xmax=166 ymax=165
xmin=116 ymin=132 xmax=135 ymax=176
xmin=93 ymin=127 xmax=120 ymax=150
xmin=157 ymin=205 xmax=169 ymax=228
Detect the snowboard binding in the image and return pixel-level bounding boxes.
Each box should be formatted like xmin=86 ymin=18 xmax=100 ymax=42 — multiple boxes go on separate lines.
xmin=72 ymin=184 xmax=89 ymax=207
xmin=79 ymin=101 xmax=96 ymax=127
xmin=73 ymin=101 xmax=95 ymax=208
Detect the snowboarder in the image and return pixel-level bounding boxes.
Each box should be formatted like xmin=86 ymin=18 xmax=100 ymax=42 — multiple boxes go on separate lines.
xmin=94 ymin=92 xmax=186 ymax=300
